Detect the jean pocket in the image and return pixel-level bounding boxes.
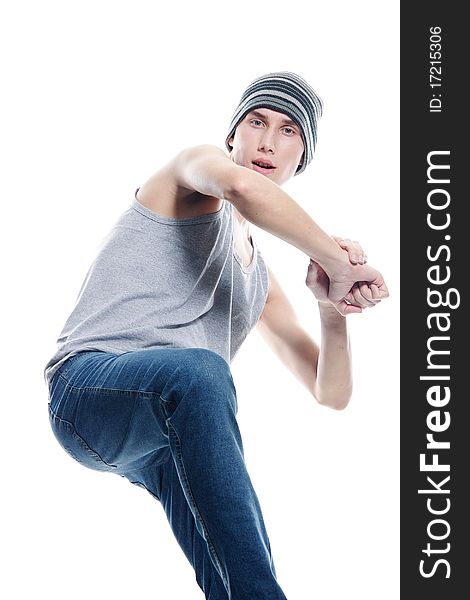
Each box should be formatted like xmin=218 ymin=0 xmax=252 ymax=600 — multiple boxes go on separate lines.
xmin=56 ymin=350 xmax=103 ymax=383
xmin=48 ymin=405 xmax=117 ymax=472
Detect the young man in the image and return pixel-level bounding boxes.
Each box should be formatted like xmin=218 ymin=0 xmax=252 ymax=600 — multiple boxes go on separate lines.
xmin=45 ymin=72 xmax=388 ymax=599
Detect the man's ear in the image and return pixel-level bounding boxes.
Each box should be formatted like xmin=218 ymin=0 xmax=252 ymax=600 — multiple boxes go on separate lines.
xmin=227 ymin=135 xmax=234 ymax=148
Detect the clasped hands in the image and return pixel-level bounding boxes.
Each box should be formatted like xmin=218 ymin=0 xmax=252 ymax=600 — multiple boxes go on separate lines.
xmin=306 ymin=236 xmax=389 ymax=316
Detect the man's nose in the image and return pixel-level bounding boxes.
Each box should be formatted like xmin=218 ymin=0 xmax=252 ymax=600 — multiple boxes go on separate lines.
xmin=258 ymin=130 xmax=275 ymax=153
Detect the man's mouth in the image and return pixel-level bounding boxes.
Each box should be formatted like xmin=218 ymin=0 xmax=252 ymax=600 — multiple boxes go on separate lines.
xmin=252 ymin=160 xmax=276 ymax=173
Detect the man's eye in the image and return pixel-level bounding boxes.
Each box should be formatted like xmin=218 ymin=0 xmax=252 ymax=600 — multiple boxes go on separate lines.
xmin=250 ymin=119 xmax=263 ymax=126
xmin=283 ymin=127 xmax=295 ymax=135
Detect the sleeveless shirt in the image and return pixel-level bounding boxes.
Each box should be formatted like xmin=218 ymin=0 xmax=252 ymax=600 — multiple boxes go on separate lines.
xmin=43 ymin=189 xmax=269 ymax=387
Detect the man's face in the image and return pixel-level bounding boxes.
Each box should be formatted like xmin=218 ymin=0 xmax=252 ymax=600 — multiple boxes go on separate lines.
xmin=228 ymin=107 xmax=305 ymax=186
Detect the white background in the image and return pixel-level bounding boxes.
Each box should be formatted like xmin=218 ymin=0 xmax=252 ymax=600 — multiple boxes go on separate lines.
xmin=1 ymin=1 xmax=399 ymax=598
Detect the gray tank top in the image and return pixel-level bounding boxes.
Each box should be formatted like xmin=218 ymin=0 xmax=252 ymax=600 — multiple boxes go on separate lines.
xmin=43 ymin=189 xmax=269 ymax=387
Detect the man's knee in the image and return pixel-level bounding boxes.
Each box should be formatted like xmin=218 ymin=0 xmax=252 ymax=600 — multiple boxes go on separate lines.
xmin=188 ymin=348 xmax=232 ymax=380
xmin=165 ymin=348 xmax=237 ymax=415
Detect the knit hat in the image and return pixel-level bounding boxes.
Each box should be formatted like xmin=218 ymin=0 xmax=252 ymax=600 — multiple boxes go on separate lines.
xmin=225 ymin=71 xmax=323 ymax=175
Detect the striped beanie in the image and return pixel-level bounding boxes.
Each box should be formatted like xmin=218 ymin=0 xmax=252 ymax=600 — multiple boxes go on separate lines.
xmin=225 ymin=71 xmax=323 ymax=175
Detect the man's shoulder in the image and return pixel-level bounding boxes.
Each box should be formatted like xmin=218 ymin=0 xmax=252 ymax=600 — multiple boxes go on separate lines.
xmin=136 ymin=160 xmax=223 ymax=219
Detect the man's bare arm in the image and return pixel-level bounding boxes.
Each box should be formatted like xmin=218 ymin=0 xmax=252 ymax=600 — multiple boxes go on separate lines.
xmin=170 ymin=144 xmax=389 ymax=310
xmin=172 ymin=144 xmax=348 ymax=275
xmin=257 ymin=265 xmax=352 ymax=410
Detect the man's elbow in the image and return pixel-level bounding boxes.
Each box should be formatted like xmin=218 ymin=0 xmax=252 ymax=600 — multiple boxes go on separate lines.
xmin=224 ymin=167 xmax=252 ymax=203
xmin=224 ymin=166 xmax=265 ymax=212
xmin=314 ymin=387 xmax=353 ymax=411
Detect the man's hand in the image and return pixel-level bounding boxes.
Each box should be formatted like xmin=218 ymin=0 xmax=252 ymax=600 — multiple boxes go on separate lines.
xmin=328 ymin=262 xmax=389 ymax=312
xmin=306 ymin=237 xmax=389 ymax=316
xmin=331 ymin=236 xmax=367 ymax=265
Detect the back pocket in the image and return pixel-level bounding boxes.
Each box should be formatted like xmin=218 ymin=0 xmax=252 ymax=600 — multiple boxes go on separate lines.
xmin=48 ymin=405 xmax=117 ymax=472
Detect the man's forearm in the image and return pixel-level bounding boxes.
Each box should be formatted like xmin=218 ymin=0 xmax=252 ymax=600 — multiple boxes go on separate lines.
xmin=227 ymin=167 xmax=348 ymax=278
xmin=315 ymin=302 xmax=353 ymax=410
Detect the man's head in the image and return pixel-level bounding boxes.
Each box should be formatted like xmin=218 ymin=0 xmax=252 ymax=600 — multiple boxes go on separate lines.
xmin=225 ymin=71 xmax=323 ymax=184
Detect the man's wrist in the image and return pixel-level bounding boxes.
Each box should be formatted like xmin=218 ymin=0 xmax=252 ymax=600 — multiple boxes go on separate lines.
xmin=319 ymin=244 xmax=350 ymax=280
xmin=318 ymin=301 xmax=347 ymax=326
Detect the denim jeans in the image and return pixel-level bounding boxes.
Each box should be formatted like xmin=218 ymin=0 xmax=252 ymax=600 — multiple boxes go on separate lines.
xmin=47 ymin=348 xmax=287 ymax=599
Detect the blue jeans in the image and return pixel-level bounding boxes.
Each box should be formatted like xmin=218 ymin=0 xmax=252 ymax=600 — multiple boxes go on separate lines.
xmin=47 ymin=348 xmax=287 ymax=599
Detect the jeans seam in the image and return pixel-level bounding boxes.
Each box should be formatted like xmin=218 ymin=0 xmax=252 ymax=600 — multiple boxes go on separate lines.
xmin=167 ymin=419 xmax=228 ymax=591
xmin=55 ymin=372 xmax=162 ymax=397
